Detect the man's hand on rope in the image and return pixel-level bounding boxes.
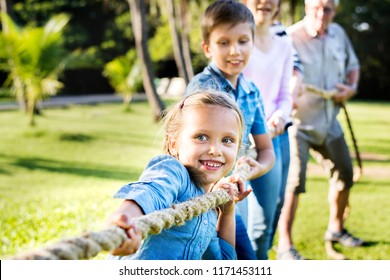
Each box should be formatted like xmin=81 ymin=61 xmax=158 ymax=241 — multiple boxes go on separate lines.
xmin=106 ymin=200 xmax=144 ymax=256
xmin=333 ymin=83 xmax=357 ymax=103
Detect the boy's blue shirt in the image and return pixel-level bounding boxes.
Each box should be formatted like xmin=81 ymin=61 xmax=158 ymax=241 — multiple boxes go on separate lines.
xmin=109 ymin=155 xmax=236 ymax=260
xmin=185 ymin=62 xmax=268 ymax=146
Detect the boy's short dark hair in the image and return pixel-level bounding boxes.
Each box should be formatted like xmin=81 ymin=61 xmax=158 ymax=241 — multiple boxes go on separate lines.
xmin=201 ymin=0 xmax=255 ymax=43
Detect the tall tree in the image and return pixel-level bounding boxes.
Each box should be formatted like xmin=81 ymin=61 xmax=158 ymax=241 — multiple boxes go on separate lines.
xmin=0 ymin=0 xmax=12 ymax=17
xmin=178 ymin=0 xmax=194 ymax=81
xmin=128 ymin=0 xmax=165 ymax=120
xmin=164 ymin=0 xmax=193 ymax=84
xmin=165 ymin=0 xmax=188 ymax=84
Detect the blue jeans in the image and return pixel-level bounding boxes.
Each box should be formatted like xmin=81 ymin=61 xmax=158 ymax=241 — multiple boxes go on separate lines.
xmin=247 ymin=131 xmax=290 ymax=259
xmin=235 ymin=214 xmax=257 ymax=260
xmin=269 ymin=131 xmax=290 ymax=248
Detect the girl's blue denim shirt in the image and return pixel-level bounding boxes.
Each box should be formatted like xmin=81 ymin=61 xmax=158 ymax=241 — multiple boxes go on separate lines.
xmin=108 ymin=155 xmax=236 ymax=260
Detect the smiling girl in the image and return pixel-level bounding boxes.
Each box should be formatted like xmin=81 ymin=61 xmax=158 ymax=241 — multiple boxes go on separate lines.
xmin=106 ymin=91 xmax=251 ymax=260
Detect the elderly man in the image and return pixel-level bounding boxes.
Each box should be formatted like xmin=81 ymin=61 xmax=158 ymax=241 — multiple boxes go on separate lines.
xmin=276 ymin=0 xmax=364 ymax=260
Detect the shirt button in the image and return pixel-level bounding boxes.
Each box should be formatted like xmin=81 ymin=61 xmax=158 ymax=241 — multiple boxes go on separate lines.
xmin=203 ymin=220 xmax=208 ymax=225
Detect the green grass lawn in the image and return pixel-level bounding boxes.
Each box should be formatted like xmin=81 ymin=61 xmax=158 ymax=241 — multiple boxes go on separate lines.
xmin=0 ymin=100 xmax=389 ymax=260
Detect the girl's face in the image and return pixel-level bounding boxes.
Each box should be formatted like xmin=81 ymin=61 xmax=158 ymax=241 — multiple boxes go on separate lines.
xmin=244 ymin=0 xmax=279 ymax=26
xmin=202 ymin=22 xmax=253 ymax=88
xmin=170 ymin=104 xmax=241 ymax=189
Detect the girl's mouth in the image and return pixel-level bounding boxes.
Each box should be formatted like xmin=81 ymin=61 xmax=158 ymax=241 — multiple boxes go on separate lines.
xmin=200 ymin=160 xmax=224 ymax=170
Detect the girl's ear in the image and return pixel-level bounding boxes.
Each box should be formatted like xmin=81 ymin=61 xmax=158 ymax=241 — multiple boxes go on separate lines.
xmin=202 ymin=42 xmax=212 ymax=59
xmin=168 ymin=139 xmax=178 ymax=157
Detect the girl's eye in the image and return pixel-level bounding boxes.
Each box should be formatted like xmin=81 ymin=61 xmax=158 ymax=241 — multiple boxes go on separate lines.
xmin=240 ymin=38 xmax=250 ymax=44
xmin=222 ymin=137 xmax=234 ymax=144
xmin=196 ymin=135 xmax=208 ymax=141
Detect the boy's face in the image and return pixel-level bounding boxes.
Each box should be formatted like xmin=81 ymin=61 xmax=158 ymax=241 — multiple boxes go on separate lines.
xmin=202 ymin=22 xmax=254 ymax=87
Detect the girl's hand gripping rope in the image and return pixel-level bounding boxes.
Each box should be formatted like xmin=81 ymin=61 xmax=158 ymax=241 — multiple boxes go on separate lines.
xmin=210 ymin=174 xmax=251 ymax=213
xmin=106 ymin=201 xmax=143 ymax=256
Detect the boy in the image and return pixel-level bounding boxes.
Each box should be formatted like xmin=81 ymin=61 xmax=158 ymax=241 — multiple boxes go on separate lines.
xmin=186 ymin=0 xmax=275 ymax=259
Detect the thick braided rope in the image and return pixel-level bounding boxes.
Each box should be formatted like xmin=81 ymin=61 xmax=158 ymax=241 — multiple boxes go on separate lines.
xmin=304 ymin=84 xmax=337 ymax=99
xmin=10 ymin=161 xmax=251 ymax=260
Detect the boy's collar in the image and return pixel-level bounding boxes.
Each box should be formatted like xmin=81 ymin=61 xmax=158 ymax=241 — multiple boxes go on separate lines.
xmin=209 ymin=62 xmax=234 ymax=89
xmin=209 ymin=62 xmax=252 ymax=94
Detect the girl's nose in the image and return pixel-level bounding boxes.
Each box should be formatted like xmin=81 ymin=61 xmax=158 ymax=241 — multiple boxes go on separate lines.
xmin=209 ymin=142 xmax=222 ymax=156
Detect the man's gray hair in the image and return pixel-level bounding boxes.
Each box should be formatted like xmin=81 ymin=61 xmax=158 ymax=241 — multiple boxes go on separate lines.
xmin=305 ymin=0 xmax=339 ymax=7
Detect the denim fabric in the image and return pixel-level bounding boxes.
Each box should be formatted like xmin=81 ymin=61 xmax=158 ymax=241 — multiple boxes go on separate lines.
xmin=111 ymin=155 xmax=236 ymax=260
xmin=235 ymin=214 xmax=257 ymax=260
xmin=186 ymin=62 xmax=268 ymax=146
xmin=248 ymin=132 xmax=290 ymax=259
xmin=269 ymin=130 xmax=290 ymax=248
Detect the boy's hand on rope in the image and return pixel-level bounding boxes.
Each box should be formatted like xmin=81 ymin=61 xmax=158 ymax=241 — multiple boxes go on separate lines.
xmin=235 ymin=155 xmax=262 ymax=181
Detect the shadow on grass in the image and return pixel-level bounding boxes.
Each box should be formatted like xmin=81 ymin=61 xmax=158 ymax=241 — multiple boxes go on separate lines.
xmin=59 ymin=133 xmax=95 ymax=142
xmin=332 ymin=240 xmax=387 ymax=252
xmin=361 ymin=241 xmax=383 ymax=247
xmin=0 ymin=167 xmax=11 ymax=175
xmin=8 ymin=155 xmax=140 ymax=181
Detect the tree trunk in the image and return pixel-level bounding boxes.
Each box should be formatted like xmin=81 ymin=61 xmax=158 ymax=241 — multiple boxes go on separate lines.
xmin=128 ymin=0 xmax=165 ymax=121
xmin=0 ymin=0 xmax=13 ymax=16
xmin=165 ymin=0 xmax=189 ymax=84
xmin=287 ymin=0 xmax=299 ymax=25
xmin=289 ymin=0 xmax=296 ymax=25
xmin=178 ymin=0 xmax=193 ymax=80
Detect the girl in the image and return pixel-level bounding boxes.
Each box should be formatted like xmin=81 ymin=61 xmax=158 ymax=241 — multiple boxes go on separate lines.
xmin=107 ymin=91 xmax=251 ymax=260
